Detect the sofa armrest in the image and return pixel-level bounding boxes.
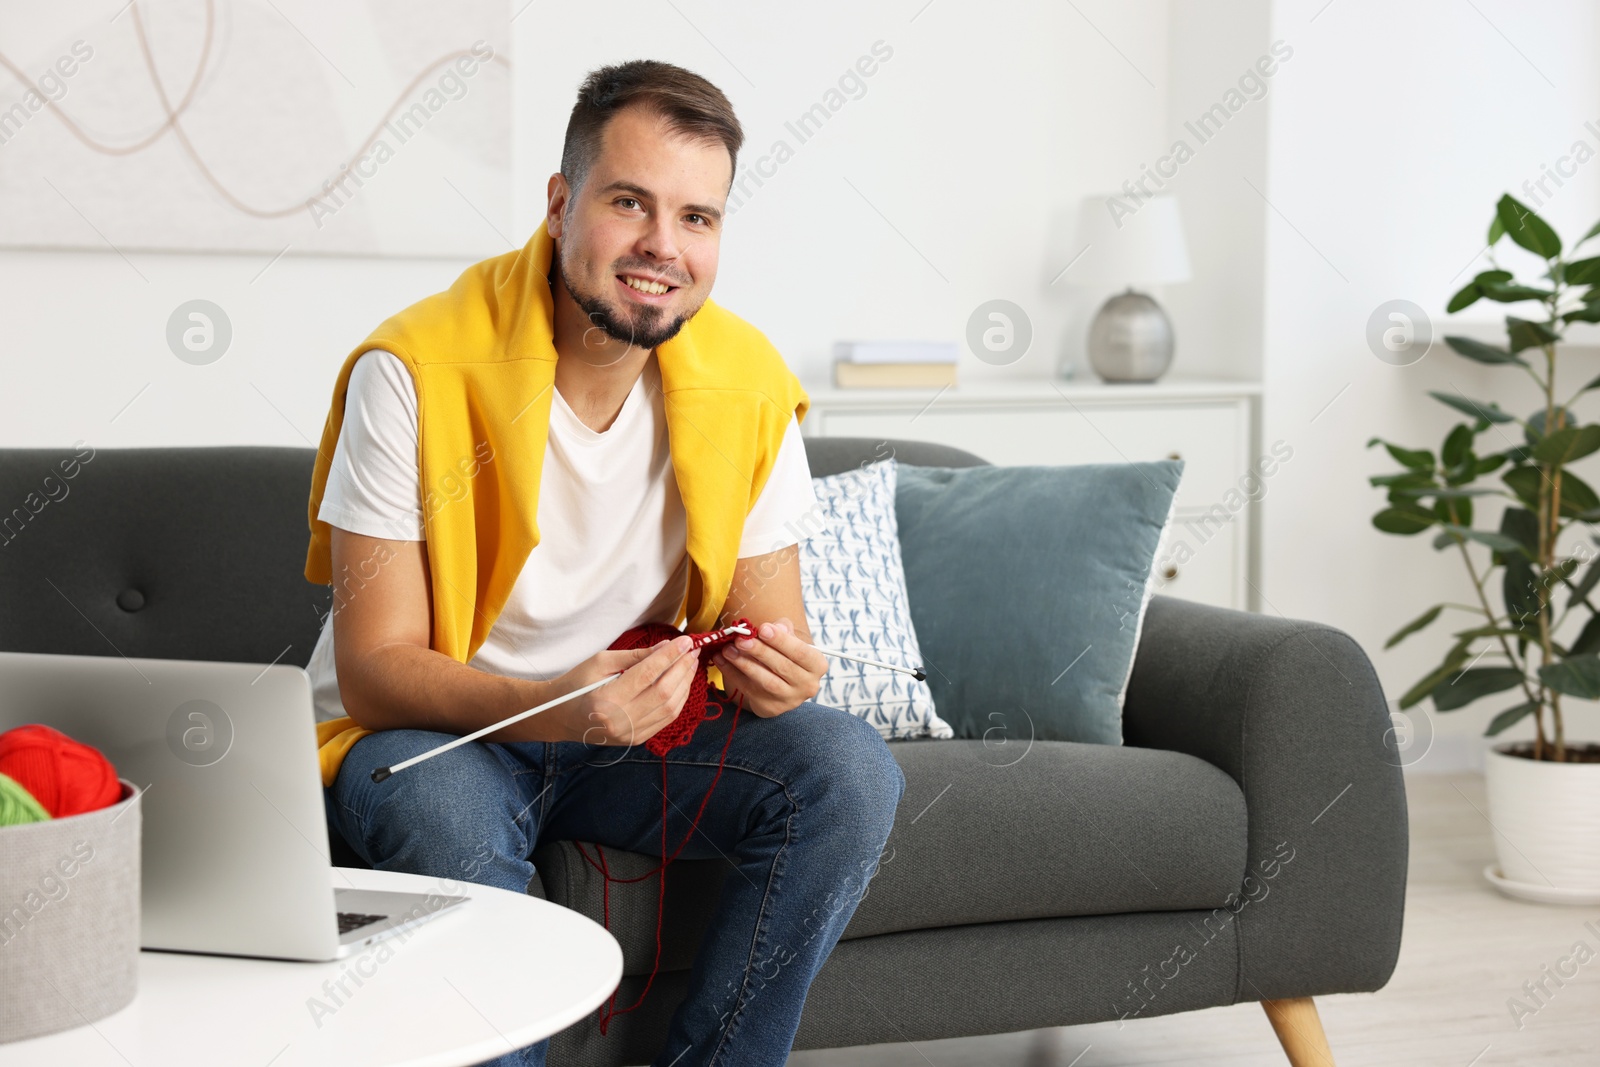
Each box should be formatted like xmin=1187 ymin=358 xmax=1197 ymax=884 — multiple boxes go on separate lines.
xmin=1122 ymin=595 xmax=1408 ymax=1001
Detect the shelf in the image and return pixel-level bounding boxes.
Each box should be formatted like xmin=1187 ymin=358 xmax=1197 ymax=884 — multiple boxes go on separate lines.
xmin=800 ymin=376 xmax=1262 ymax=406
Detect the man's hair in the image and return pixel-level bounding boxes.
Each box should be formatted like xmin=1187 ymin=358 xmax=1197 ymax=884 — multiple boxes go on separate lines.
xmin=561 ymin=60 xmax=744 ymax=202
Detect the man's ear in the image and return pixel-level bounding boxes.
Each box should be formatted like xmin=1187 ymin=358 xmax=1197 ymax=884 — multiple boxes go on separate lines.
xmin=546 ymin=172 xmax=569 ymax=237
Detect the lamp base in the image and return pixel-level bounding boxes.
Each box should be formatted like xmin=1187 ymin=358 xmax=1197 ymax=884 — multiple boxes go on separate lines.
xmin=1087 ymin=289 xmax=1174 ymax=383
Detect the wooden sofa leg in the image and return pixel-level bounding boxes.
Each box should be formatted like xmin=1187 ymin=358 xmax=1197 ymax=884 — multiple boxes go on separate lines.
xmin=1261 ymin=997 xmax=1335 ymax=1067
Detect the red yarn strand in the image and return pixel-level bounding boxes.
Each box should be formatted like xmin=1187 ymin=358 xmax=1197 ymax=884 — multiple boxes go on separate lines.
xmin=567 ymin=619 xmax=751 ymax=1035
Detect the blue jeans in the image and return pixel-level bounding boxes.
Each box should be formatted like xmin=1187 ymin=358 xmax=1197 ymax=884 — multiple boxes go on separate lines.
xmin=325 ymin=692 xmax=905 ymax=1067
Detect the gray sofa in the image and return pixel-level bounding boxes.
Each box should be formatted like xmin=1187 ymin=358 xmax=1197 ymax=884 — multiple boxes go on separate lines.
xmin=0 ymin=439 xmax=1407 ymax=1066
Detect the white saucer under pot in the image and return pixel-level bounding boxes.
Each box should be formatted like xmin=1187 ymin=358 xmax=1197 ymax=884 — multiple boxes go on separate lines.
xmin=1483 ymin=740 xmax=1600 ymax=904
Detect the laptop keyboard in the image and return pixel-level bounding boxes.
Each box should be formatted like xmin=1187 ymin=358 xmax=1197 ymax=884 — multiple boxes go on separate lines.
xmin=338 ymin=911 xmax=388 ymax=935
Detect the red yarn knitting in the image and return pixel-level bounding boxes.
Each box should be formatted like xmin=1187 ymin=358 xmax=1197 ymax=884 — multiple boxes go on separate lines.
xmin=575 ymin=618 xmax=752 ymax=1035
xmin=0 ymin=723 xmax=121 ymax=818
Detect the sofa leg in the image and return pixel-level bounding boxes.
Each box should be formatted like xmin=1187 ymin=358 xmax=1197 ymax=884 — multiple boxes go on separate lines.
xmin=1260 ymin=997 xmax=1335 ymax=1067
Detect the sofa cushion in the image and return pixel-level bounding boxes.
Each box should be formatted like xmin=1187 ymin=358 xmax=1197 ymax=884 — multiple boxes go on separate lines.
xmin=534 ymin=738 xmax=1247 ymax=977
xmin=801 ymin=459 xmax=951 ymax=740
xmin=895 ymin=461 xmax=1182 ymax=745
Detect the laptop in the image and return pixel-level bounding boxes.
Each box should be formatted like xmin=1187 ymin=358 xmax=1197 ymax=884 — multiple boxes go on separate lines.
xmin=0 ymin=649 xmax=467 ymax=961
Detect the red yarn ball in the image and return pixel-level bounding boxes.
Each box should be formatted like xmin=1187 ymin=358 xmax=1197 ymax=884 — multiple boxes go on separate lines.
xmin=0 ymin=724 xmax=121 ymax=818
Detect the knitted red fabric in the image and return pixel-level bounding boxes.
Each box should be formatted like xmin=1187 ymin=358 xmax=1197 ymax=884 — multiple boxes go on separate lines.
xmin=0 ymin=723 xmax=121 ymax=818
xmin=609 ymin=619 xmax=751 ymax=757
xmin=578 ymin=618 xmax=752 ymax=1034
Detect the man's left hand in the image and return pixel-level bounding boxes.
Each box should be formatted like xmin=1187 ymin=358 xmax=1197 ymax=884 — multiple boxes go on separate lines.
xmin=711 ymin=618 xmax=828 ymax=717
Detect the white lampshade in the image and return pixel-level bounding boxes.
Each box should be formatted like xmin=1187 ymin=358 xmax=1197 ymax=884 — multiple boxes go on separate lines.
xmin=1068 ymin=193 xmax=1191 ymax=287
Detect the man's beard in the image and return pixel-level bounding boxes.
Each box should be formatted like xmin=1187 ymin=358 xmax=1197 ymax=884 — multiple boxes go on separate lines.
xmin=557 ymin=251 xmax=694 ymax=352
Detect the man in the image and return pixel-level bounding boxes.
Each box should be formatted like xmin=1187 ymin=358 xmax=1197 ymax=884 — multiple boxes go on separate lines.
xmin=300 ymin=60 xmax=905 ymax=1067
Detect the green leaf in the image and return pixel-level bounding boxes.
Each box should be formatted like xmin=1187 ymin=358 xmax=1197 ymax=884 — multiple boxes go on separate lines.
xmin=1476 ymin=452 xmax=1510 ymax=476
xmin=1576 ymin=217 xmax=1600 ymax=249
xmin=1502 ymin=466 xmax=1544 ymax=510
xmin=1439 ymin=495 xmax=1473 ymax=526
xmin=1563 ymin=301 xmax=1600 ymax=324
xmin=1480 ymin=281 xmax=1555 ymax=303
xmin=1559 ymin=469 xmax=1600 ymax=515
xmin=1451 ymin=624 xmax=1525 ymax=641
xmin=1427 ymin=390 xmax=1515 ymax=424
xmin=1499 ymin=506 xmax=1540 ymax=555
xmin=1446 ymin=281 xmax=1482 ymax=314
xmin=1448 ymin=271 xmax=1516 ymax=314
xmin=1489 ymin=213 xmax=1506 ymax=245
xmin=1370 ymin=470 xmax=1437 ymax=489
xmin=1567 ymin=613 xmax=1600 ymax=656
xmin=1432 ymin=667 xmax=1527 ymax=711
xmin=1565 ymin=256 xmax=1600 ymax=286
xmin=1396 ymin=486 xmax=1500 ymax=500
xmin=1547 ymin=557 xmax=1581 ymax=586
xmin=1373 ymin=506 xmax=1437 ymax=535
xmin=1507 ymin=316 xmax=1562 ymax=353
xmin=1366 ymin=436 xmax=1434 ymax=470
xmin=1399 ymin=647 xmax=1471 ymax=709
xmin=1503 ymin=464 xmax=1600 ymax=517
xmin=1539 ymin=655 xmax=1600 ymax=698
xmin=1385 ymin=605 xmax=1443 ymax=650
xmin=1486 ymin=701 xmax=1538 ymax=736
xmin=1569 ymin=559 xmax=1600 ymax=609
xmin=1497 ymin=193 xmax=1562 ymax=258
xmin=1442 ymin=423 xmax=1474 ymax=468
xmin=1525 ymin=406 xmax=1571 ymax=442
xmin=1531 ymin=425 xmax=1600 ymax=466
xmin=1444 ymin=335 xmax=1524 ymax=366
xmin=1575 ymin=372 xmax=1600 ymax=396
xmin=1435 ymin=525 xmax=1526 ymax=554
xmin=1502 ymin=511 xmax=1542 ymax=630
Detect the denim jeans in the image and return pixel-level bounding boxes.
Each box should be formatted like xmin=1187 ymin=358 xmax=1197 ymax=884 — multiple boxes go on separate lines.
xmin=324 ymin=692 xmax=905 ymax=1067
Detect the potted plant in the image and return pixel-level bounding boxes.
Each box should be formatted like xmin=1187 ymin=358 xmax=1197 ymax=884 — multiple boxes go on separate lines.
xmin=1368 ymin=193 xmax=1600 ymax=902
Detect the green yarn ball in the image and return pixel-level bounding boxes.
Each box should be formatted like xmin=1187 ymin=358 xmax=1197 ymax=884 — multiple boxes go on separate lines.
xmin=0 ymin=770 xmax=51 ymax=825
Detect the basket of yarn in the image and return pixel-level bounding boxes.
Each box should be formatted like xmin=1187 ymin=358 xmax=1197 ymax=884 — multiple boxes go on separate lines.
xmin=0 ymin=724 xmax=141 ymax=1045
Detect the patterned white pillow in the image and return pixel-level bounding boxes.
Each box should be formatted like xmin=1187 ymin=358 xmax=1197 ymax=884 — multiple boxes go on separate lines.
xmin=800 ymin=458 xmax=952 ymax=740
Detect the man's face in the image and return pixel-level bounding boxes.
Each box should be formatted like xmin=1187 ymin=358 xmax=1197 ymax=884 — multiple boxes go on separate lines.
xmin=549 ymin=104 xmax=731 ymax=352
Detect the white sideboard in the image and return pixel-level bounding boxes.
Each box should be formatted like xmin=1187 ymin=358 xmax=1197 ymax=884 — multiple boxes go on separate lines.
xmin=800 ymin=378 xmax=1263 ymax=612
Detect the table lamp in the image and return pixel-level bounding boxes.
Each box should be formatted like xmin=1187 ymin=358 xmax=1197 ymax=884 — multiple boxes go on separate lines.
xmin=1065 ymin=192 xmax=1191 ymax=382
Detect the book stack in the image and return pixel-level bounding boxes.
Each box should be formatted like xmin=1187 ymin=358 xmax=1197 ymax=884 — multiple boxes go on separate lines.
xmin=832 ymin=340 xmax=958 ymax=388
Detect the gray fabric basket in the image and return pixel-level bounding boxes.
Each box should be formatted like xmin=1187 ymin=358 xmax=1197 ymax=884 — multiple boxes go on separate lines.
xmin=0 ymin=779 xmax=140 ymax=1044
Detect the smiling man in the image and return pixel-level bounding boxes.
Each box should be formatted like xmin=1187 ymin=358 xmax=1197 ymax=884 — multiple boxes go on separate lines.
xmin=299 ymin=60 xmax=905 ymax=1067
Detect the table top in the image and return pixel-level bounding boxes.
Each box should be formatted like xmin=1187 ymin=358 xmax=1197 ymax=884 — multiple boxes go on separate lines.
xmin=0 ymin=867 xmax=623 ymax=1067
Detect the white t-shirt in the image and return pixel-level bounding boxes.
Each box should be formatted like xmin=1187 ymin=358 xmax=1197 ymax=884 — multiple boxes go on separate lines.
xmin=305 ymin=348 xmax=820 ymax=723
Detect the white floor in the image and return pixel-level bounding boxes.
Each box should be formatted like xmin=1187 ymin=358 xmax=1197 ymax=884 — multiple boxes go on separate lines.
xmin=788 ymin=773 xmax=1600 ymax=1066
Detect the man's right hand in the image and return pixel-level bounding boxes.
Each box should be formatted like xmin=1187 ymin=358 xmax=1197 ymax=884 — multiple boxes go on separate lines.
xmin=533 ymin=634 xmax=701 ymax=747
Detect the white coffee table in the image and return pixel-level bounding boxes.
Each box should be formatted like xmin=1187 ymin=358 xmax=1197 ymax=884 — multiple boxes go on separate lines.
xmin=0 ymin=867 xmax=623 ymax=1067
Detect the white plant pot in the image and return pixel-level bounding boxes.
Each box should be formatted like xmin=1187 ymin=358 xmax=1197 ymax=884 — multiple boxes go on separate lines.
xmin=1484 ymin=741 xmax=1600 ymax=897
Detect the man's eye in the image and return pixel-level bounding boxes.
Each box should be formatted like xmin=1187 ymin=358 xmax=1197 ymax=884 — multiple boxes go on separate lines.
xmin=686 ymin=214 xmax=708 ymax=226
xmin=618 ymin=197 xmax=640 ymax=209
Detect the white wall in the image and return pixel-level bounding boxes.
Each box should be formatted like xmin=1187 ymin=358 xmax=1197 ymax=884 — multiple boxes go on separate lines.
xmin=1158 ymin=0 xmax=1271 ymax=384
xmin=1260 ymin=0 xmax=1600 ymax=768
xmin=0 ymin=0 xmax=1172 ymax=458
xmin=516 ymin=0 xmax=1172 ymax=384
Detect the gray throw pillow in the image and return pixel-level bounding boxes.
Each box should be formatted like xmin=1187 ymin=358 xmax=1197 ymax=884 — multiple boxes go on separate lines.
xmin=894 ymin=461 xmax=1183 ymax=746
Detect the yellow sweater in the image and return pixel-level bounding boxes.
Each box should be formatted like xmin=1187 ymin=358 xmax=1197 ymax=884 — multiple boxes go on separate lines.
xmin=303 ymin=220 xmax=808 ymax=786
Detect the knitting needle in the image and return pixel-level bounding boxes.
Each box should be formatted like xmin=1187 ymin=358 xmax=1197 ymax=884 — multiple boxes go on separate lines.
xmin=371 ymin=627 xmax=926 ymax=783
xmin=810 ymin=644 xmax=927 ymax=681
xmin=370 ymin=673 xmax=621 ymax=783
xmin=724 ymin=624 xmax=927 ymax=681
